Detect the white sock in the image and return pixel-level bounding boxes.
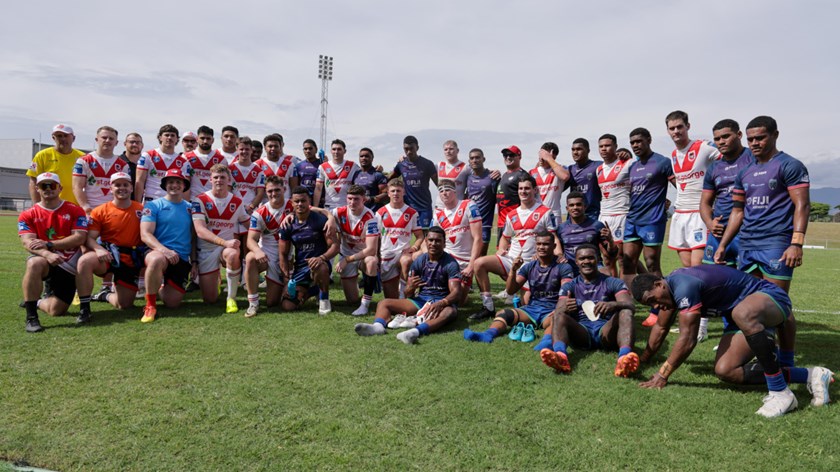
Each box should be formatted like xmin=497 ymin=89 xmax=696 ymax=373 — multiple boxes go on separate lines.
xmin=481 ymin=292 xmax=494 ymax=311
xmin=699 ymin=317 xmax=709 ymax=331
xmin=137 ymin=277 xmax=145 ymax=291
xmin=226 ymin=268 xmax=241 ymax=300
xmin=247 ymin=293 xmax=259 ymax=308
xmin=361 ymin=295 xmax=371 ymax=307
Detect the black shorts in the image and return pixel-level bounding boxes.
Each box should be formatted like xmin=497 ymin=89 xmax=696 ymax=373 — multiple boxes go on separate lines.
xmin=47 ymin=265 xmax=77 ymax=305
xmin=109 ymin=263 xmax=141 ymax=291
xmin=163 ymin=259 xmax=192 ymax=294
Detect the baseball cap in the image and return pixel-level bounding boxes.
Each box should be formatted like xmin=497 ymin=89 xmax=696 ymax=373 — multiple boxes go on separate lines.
xmin=36 ymin=172 xmax=61 ymax=185
xmin=182 ymin=131 xmax=197 ymax=140
xmin=110 ymin=172 xmax=132 ymax=184
xmin=502 ymin=145 xmax=522 ymax=156
xmin=159 ymin=168 xmax=191 ymax=191
xmin=52 ymin=124 xmax=74 ymax=135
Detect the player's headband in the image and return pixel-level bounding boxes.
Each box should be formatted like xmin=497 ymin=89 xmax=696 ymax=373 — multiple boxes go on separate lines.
xmin=438 ymin=183 xmax=456 ymax=192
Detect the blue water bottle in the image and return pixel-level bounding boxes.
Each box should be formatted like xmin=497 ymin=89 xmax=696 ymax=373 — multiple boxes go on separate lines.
xmin=287 ymin=278 xmax=297 ymax=298
xmin=512 ymin=296 xmax=521 ymax=308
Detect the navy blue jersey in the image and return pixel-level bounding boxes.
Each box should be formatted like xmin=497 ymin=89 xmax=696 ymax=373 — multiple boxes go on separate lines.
xmin=352 ymin=167 xmax=388 ymax=211
xmin=559 ymin=273 xmax=629 ymax=323
xmin=702 ymin=148 xmax=753 ymax=226
xmin=665 ymin=265 xmax=789 ymax=317
xmin=465 ymin=168 xmax=500 ymax=227
xmin=517 ymin=260 xmax=574 ymax=312
xmin=557 ymin=217 xmax=606 ymax=266
xmin=627 ymin=153 xmax=674 ymax=225
xmin=566 ymin=159 xmax=603 ymax=219
xmin=732 ymin=152 xmax=810 ymax=250
xmin=409 ymin=252 xmax=461 ymax=301
xmin=393 ymin=155 xmax=437 ymax=214
xmin=278 ymin=211 xmax=330 ymax=269
xmin=295 ymin=159 xmax=320 ymax=196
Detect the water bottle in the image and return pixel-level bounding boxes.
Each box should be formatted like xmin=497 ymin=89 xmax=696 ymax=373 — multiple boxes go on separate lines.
xmin=287 ymin=278 xmax=297 ymax=298
xmin=512 ymin=296 xmax=521 ymax=308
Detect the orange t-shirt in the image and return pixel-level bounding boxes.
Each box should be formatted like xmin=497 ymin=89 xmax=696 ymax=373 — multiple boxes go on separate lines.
xmin=89 ymin=201 xmax=144 ymax=265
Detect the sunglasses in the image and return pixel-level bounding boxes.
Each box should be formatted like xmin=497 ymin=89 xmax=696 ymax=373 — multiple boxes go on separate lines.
xmin=503 ymin=153 xmax=517 ymax=159
xmin=38 ymin=183 xmax=57 ymax=190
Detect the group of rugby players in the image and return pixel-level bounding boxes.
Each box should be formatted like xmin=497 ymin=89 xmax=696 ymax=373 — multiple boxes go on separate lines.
xmin=19 ymin=112 xmax=833 ymax=417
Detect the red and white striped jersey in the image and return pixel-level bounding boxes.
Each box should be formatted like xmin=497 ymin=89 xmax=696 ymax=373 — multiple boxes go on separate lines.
xmin=597 ymin=159 xmax=632 ymax=216
xmin=331 ymin=205 xmax=379 ymax=257
xmin=434 ymin=199 xmax=481 ymax=262
xmin=192 ymin=191 xmax=250 ymax=249
xmin=671 ymin=140 xmax=720 ymax=211
xmin=376 ymin=203 xmax=419 ymax=260
xmin=73 ymin=153 xmax=130 ymax=208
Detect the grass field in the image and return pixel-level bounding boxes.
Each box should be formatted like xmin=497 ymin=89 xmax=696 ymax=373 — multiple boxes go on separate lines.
xmin=1 ymin=218 xmax=838 ymax=471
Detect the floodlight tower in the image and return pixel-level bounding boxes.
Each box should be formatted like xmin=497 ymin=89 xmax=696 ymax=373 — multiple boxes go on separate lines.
xmin=317 ymin=55 xmax=334 ymax=152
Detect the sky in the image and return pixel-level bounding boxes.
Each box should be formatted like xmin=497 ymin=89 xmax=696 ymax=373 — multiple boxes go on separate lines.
xmin=1 ymin=0 xmax=839 ymax=187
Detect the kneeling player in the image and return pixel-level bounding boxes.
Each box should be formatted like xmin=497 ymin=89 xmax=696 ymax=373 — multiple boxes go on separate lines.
xmin=354 ymin=227 xmax=462 ymax=344
xmin=435 ymin=179 xmax=483 ymax=305
xmin=631 ymin=265 xmax=834 ymax=418
xmin=332 ymin=185 xmax=380 ymax=316
xmin=540 ymin=244 xmax=639 ymax=377
xmin=464 ymin=232 xmax=572 ymax=345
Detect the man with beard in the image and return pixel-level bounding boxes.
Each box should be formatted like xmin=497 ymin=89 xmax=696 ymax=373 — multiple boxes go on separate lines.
xmin=352 ymin=147 xmax=388 ymax=211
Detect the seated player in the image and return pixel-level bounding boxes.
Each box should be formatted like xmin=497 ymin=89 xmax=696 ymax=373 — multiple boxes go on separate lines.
xmin=434 ymin=179 xmax=482 ymax=305
xmin=18 ymin=172 xmax=89 ymax=332
xmin=243 ymin=175 xmax=294 ymax=317
xmin=464 ymin=232 xmax=572 ymax=344
xmin=75 ymin=173 xmax=146 ymax=321
xmin=376 ymin=179 xmax=424 ymax=299
xmin=631 ymin=265 xmax=834 ymax=418
xmin=557 ymin=191 xmax=616 ymax=275
xmin=540 ymin=244 xmax=640 ymax=377
xmin=139 ymin=169 xmax=195 ymax=322
xmin=332 ymin=185 xmax=380 ymax=316
xmin=192 ymin=164 xmax=251 ymax=313
xmin=279 ymin=187 xmax=340 ymax=314
xmin=354 ymin=227 xmax=462 ymax=344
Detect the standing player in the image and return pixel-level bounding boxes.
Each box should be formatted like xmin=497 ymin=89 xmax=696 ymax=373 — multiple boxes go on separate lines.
xmin=192 ymin=164 xmax=251 ymax=313
xmin=540 ymin=244 xmax=639 ymax=377
xmin=279 ymin=187 xmax=340 ymax=314
xmin=463 ymin=148 xmax=499 ymax=256
xmin=332 ymin=185 xmax=381 ymax=315
xmin=596 ymin=134 xmax=632 ymax=276
xmin=251 ymin=139 xmax=263 ymax=161
xmin=622 ymin=127 xmax=674 ymax=327
xmin=352 ymin=147 xmax=389 ymax=211
xmin=186 ymin=125 xmax=226 ymax=197
xmin=296 ymin=139 xmax=322 ymax=202
xmin=135 ymin=124 xmax=193 ymax=203
xmin=256 ymin=133 xmax=299 ymax=202
xmin=434 ymin=179 xmax=483 ymax=305
xmin=18 ymin=173 xmax=88 ymax=332
xmin=530 ymin=142 xmax=570 ymax=223
xmin=389 ymin=135 xmax=438 ymax=229
xmin=27 ymin=124 xmax=84 ymax=205
xmin=377 ymin=180 xmax=425 ymax=299
xmin=181 ymin=132 xmax=198 ymax=153
xmin=230 ymin=137 xmax=266 ymax=214
xmin=354 ymin=227 xmax=462 ymax=345
xmin=470 ymin=175 xmax=560 ymax=320
xmin=557 ymin=192 xmax=615 ymax=276
xmin=496 ymin=145 xmax=530 ymax=246
xmin=314 ymin=139 xmax=361 ymax=211
xmin=218 ymin=125 xmax=239 ymax=164
xmin=72 ymin=126 xmax=130 ymax=216
xmin=243 ymin=176 xmax=294 ymax=317
xmin=120 ymin=132 xmax=144 ymax=200
xmin=565 ymin=138 xmax=603 ymax=220
xmin=435 ymin=140 xmax=469 ymax=207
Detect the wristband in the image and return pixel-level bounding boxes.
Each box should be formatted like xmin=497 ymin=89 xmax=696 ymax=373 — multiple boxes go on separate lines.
xmin=790 ymin=243 xmax=803 ymax=248
xmin=791 ymin=232 xmax=805 ymax=246
xmin=658 ymin=361 xmax=673 ymax=379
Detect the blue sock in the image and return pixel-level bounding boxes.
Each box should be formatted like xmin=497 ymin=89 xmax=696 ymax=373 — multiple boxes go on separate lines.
xmin=416 ymin=322 xmax=430 ymax=336
xmin=779 ymin=349 xmax=795 ymax=368
xmin=618 ymin=346 xmax=632 ymax=358
xmin=765 ymin=371 xmax=788 ymax=392
xmin=784 ymin=367 xmax=809 ymax=384
xmin=533 ymin=334 xmax=553 ymax=351
xmin=319 ymin=290 xmax=329 ymax=300
xmin=374 ymin=317 xmax=387 ymax=328
xmin=552 ymin=341 xmax=568 ymax=355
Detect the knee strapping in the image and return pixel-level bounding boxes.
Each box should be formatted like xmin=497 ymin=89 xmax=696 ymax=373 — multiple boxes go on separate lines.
xmin=494 ymin=309 xmax=516 ymax=328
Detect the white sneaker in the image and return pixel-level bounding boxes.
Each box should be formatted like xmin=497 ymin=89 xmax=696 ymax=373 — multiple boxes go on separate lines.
xmin=697 ymin=326 xmax=708 ymax=343
xmin=399 ymin=315 xmax=418 ymax=329
xmin=397 ymin=328 xmax=420 ymax=345
xmin=318 ymin=299 xmax=332 ymax=315
xmin=494 ymin=290 xmax=513 ymax=304
xmin=355 ymin=322 xmax=386 ymax=336
xmin=245 ymin=305 xmax=259 ymax=318
xmin=351 ymin=303 xmax=369 ymax=317
xmin=135 ymin=287 xmax=146 ymax=299
xmin=755 ymin=389 xmax=798 ymax=418
xmin=807 ymin=367 xmax=834 ymax=407
xmin=388 ymin=314 xmax=407 ymax=329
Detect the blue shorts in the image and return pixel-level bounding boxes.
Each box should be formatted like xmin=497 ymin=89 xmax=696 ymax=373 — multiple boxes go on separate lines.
xmin=703 ymin=233 xmax=739 ymax=266
xmin=521 ymin=304 xmax=553 ymax=327
xmin=292 ymin=260 xmax=333 ymax=285
xmin=738 ymin=248 xmax=793 ymax=281
xmin=480 ymin=225 xmax=492 ymax=243
xmin=623 ymin=219 xmax=666 ymax=246
xmin=581 ymin=319 xmax=608 ymax=349
xmin=719 ymin=282 xmax=790 ymax=334
xmin=416 ymin=210 xmax=433 ymax=230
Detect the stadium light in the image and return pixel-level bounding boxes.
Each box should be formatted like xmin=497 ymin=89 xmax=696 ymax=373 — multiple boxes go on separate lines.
xmin=318 ymin=55 xmax=334 ymax=153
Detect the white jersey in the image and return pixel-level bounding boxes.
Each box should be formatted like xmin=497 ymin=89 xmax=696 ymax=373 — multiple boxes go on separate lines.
xmin=72 ymin=152 xmax=131 ymax=208
xmin=376 ymin=203 xmax=419 ymax=260
xmin=671 ymin=140 xmax=720 ymax=211
xmin=191 ymin=191 xmax=250 ymax=250
xmin=186 ymin=149 xmax=226 ymax=196
xmin=136 ymin=149 xmax=192 ymax=201
xmin=331 ymin=205 xmax=379 ymax=257
xmin=229 ymin=161 xmax=266 ymax=207
xmin=435 ymin=160 xmax=469 ymax=207
xmin=317 ymin=160 xmax=360 ymax=209
xmin=217 ymin=149 xmax=238 ymax=165
xmin=249 ymin=200 xmax=293 ymax=258
xmin=256 ymin=154 xmax=300 ymax=201
xmin=597 ymin=159 xmax=632 ymax=216
xmin=502 ymin=201 xmax=557 ymax=261
xmin=529 ymin=166 xmax=564 ymax=220
xmin=434 ymin=199 xmax=481 ymax=263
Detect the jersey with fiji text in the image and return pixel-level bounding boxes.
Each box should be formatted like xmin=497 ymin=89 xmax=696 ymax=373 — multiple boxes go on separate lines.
xmin=331 ymin=206 xmax=379 ymax=257
xmin=702 ymin=148 xmax=753 ymax=226
xmin=278 ymin=212 xmax=330 ymax=270
xmin=191 ymin=192 xmax=250 ymax=251
xmin=559 ymin=273 xmax=628 ymax=323
xmin=186 ymin=149 xmax=225 ymax=196
xmin=18 ymin=201 xmax=88 ymax=273
xmin=465 ymin=169 xmax=499 ymax=227
xmin=436 ymin=160 xmax=469 ymax=207
xmin=377 ymin=204 xmax=419 ymax=260
xmin=434 ymin=199 xmax=481 ymax=263
xmin=317 ymin=160 xmax=361 ymax=209
xmin=627 ymin=153 xmax=674 ymax=225
xmin=137 ymin=149 xmax=192 ymax=200
xmin=517 ymin=260 xmax=574 ymax=313
xmin=530 ymin=166 xmax=564 ymax=217
xmin=229 ymin=161 xmax=266 ymax=207
xmin=257 ymin=154 xmax=299 ymax=200
xmin=249 ymin=200 xmax=294 ymax=257
xmin=557 ymin=217 xmax=607 ymax=265
xmin=73 ymin=153 xmax=130 ymax=209
xmin=409 ymin=252 xmax=461 ymax=301
xmin=665 ymin=265 xmax=784 ymax=317
xmin=393 ymin=156 xmax=437 ymax=215
xmin=671 ymin=140 xmax=721 ymax=212
xmin=352 ymin=168 xmax=388 ymax=211
xmin=295 ymin=159 xmax=320 ymax=197
xmin=597 ymin=159 xmax=631 ymax=216
xmin=566 ymin=159 xmax=603 ymax=219
xmin=502 ymin=201 xmax=557 ymax=260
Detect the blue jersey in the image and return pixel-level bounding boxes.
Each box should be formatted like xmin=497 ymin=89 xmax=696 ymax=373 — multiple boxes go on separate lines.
xmin=409 ymin=252 xmax=461 ymax=301
xmin=393 ymin=156 xmax=437 ymax=214
xmin=665 ymin=265 xmax=788 ymax=317
xmin=352 ymin=167 xmax=388 ymax=211
xmin=517 ymin=260 xmax=574 ymax=313
xmin=295 ymin=159 xmax=321 ymax=196
xmin=141 ymin=198 xmax=193 ymax=262
xmin=566 ymin=159 xmax=602 ymax=219
xmin=465 ymin=168 xmax=500 ymax=227
xmin=702 ymin=148 xmax=753 ymax=226
xmin=627 ymin=153 xmax=674 ymax=225
xmin=278 ymin=211 xmax=330 ymax=270
xmin=559 ymin=273 xmax=628 ymax=323
xmin=557 ymin=217 xmax=606 ymax=268
xmin=732 ymin=152 xmax=809 ymax=250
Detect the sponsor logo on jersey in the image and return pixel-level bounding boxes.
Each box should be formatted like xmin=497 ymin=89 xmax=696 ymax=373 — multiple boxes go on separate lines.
xmin=677 ymin=297 xmax=690 ymax=309
xmin=768 ymin=179 xmax=777 ymax=190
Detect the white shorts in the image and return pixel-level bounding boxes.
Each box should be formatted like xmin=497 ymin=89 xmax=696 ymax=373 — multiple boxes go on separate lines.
xmin=452 ymin=257 xmax=473 ymax=289
xmin=339 ymin=257 xmax=362 ymax=279
xmin=496 ymin=254 xmax=513 ymax=278
xmin=599 ymin=214 xmax=627 ymax=243
xmin=198 ymin=245 xmax=224 ymax=275
xmin=668 ymin=211 xmax=707 ymax=251
xmin=381 ymin=256 xmax=401 ymax=282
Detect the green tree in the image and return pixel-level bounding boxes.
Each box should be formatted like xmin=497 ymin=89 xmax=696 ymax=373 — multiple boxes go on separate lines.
xmin=810 ymin=201 xmax=830 ymax=220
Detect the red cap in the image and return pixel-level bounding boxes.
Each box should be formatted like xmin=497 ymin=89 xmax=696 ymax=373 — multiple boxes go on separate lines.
xmin=159 ymin=168 xmax=191 ymax=191
xmin=502 ymin=145 xmax=522 ymax=156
